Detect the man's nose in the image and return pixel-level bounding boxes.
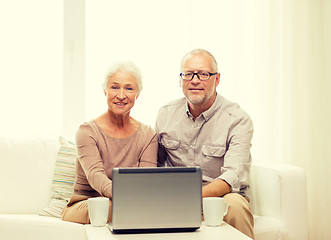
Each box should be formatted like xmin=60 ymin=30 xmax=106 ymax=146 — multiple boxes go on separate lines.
xmin=191 ymin=74 xmax=200 ymax=84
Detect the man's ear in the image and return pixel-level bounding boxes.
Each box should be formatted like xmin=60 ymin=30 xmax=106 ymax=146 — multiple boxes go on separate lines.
xmin=179 ymin=78 xmax=182 ymax=87
xmin=215 ymin=73 xmax=221 ymax=87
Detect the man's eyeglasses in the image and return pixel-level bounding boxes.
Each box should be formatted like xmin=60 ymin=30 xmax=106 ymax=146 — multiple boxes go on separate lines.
xmin=180 ymin=71 xmax=217 ymax=81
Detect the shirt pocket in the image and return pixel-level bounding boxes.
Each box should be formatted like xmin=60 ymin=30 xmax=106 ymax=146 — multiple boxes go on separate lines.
xmin=161 ymin=137 xmax=180 ymax=150
xmin=201 ymin=145 xmax=226 ymax=158
xmin=201 ymin=145 xmax=226 ymax=179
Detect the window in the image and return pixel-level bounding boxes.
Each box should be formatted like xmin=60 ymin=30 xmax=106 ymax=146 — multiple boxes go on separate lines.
xmin=0 ymin=0 xmax=63 ymax=137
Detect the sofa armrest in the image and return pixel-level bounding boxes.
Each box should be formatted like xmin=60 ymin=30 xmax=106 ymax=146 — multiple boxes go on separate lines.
xmin=249 ymin=161 xmax=308 ymax=240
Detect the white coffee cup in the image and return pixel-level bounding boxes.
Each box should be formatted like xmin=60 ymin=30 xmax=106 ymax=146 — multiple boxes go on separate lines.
xmin=88 ymin=197 xmax=109 ymax=227
xmin=203 ymin=197 xmax=228 ymax=227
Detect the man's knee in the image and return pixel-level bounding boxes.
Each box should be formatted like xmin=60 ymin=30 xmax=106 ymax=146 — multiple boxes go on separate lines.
xmin=223 ymin=193 xmax=254 ymax=239
xmin=223 ymin=193 xmax=251 ymax=220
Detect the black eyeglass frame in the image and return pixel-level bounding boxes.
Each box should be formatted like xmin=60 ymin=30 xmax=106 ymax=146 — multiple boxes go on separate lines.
xmin=179 ymin=71 xmax=218 ymax=81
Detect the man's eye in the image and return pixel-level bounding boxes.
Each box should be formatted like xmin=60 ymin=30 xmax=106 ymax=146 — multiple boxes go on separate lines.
xmin=111 ymin=86 xmax=118 ymax=89
xmin=127 ymin=87 xmax=133 ymax=91
xmin=200 ymin=72 xmax=209 ymax=77
xmin=184 ymin=72 xmax=193 ymax=77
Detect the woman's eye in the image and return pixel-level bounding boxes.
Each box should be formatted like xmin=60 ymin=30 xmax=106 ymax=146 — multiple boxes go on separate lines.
xmin=127 ymin=87 xmax=133 ymax=91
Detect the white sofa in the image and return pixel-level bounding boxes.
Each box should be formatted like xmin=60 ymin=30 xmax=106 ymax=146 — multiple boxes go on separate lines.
xmin=249 ymin=161 xmax=309 ymax=240
xmin=0 ymin=136 xmax=308 ymax=240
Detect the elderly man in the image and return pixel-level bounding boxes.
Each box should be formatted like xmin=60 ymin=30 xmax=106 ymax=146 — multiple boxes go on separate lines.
xmin=155 ymin=49 xmax=254 ymax=239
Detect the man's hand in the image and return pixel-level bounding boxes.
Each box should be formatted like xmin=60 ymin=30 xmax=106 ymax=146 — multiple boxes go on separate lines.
xmin=202 ymin=179 xmax=231 ymax=198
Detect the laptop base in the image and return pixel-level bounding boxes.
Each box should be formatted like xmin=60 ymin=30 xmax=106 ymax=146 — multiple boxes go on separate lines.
xmin=110 ymin=226 xmax=200 ymax=234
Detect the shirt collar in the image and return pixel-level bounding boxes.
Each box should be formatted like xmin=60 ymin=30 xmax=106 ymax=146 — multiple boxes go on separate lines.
xmin=185 ymin=103 xmax=191 ymax=118
xmin=185 ymin=93 xmax=222 ymax=121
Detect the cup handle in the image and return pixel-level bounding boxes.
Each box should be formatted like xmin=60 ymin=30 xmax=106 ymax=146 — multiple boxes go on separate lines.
xmin=224 ymin=202 xmax=228 ymax=216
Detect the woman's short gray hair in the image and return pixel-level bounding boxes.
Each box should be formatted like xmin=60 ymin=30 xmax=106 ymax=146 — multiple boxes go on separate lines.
xmin=103 ymin=61 xmax=143 ymax=94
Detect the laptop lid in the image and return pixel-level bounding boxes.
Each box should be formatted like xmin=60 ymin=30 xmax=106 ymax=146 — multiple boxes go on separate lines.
xmin=110 ymin=167 xmax=202 ymax=233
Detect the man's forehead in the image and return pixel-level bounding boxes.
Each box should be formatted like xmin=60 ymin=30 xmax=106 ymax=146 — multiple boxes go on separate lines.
xmin=183 ymin=53 xmax=213 ymax=70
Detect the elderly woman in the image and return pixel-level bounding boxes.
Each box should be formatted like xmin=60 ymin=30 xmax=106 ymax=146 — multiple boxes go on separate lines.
xmin=61 ymin=61 xmax=157 ymax=224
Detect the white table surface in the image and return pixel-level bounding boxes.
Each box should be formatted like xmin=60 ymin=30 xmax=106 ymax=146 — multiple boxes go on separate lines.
xmin=85 ymin=222 xmax=252 ymax=240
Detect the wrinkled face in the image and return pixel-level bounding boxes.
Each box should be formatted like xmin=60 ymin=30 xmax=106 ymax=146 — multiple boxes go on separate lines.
xmin=180 ymin=53 xmax=220 ymax=108
xmin=104 ymin=70 xmax=139 ymax=116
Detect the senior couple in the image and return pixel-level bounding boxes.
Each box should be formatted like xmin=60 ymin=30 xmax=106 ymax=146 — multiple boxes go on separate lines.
xmin=61 ymin=49 xmax=254 ymax=239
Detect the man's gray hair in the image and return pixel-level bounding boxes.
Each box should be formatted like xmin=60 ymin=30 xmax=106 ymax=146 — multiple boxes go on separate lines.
xmin=103 ymin=61 xmax=143 ymax=94
xmin=180 ymin=48 xmax=218 ymax=72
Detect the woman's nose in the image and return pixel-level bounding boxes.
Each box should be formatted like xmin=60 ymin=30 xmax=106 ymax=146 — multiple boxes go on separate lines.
xmin=117 ymin=88 xmax=125 ymax=99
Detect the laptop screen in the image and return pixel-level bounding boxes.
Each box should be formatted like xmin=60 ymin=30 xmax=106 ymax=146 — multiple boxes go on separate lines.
xmin=111 ymin=167 xmax=202 ymax=233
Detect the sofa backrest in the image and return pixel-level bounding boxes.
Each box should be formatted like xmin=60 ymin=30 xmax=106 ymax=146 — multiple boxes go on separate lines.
xmin=0 ymin=137 xmax=59 ymax=214
xmin=249 ymin=162 xmax=282 ymax=219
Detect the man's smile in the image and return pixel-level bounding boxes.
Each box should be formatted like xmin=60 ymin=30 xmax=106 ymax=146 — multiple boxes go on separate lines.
xmin=189 ymin=88 xmax=204 ymax=92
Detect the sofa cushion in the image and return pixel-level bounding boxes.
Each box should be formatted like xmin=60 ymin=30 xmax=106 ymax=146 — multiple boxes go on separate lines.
xmin=254 ymin=215 xmax=287 ymax=240
xmin=0 ymin=137 xmax=59 ymax=214
xmin=0 ymin=214 xmax=87 ymax=240
xmin=40 ymin=137 xmax=76 ymax=218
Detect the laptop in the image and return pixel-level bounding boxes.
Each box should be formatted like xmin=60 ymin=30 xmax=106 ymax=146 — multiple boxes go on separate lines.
xmin=110 ymin=167 xmax=202 ymax=234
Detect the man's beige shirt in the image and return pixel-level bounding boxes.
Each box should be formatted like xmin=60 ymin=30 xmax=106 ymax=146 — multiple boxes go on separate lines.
xmin=156 ymin=94 xmax=253 ymax=195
